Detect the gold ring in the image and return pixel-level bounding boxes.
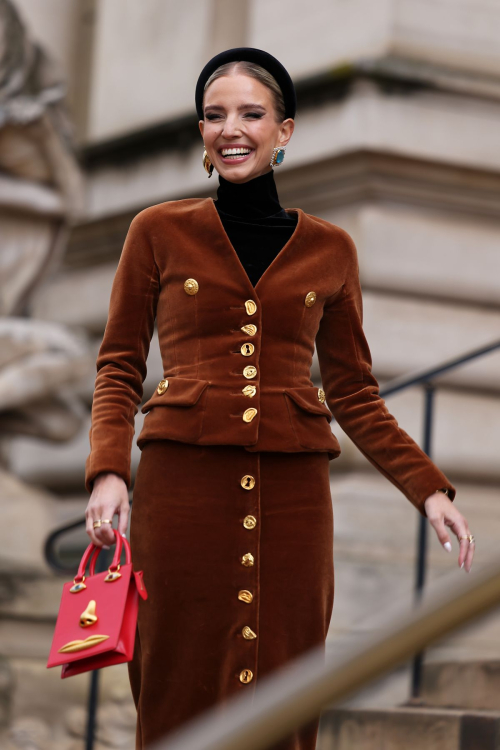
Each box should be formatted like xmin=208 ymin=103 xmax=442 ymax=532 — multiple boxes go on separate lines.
xmin=93 ymin=520 xmax=102 ymax=529
xmin=101 ymin=519 xmax=113 ymax=524
xmin=458 ymin=534 xmax=475 ymax=543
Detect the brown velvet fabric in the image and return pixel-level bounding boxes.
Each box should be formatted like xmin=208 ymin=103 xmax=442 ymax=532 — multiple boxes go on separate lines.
xmin=85 ymin=197 xmax=456 ymax=516
xmin=128 ymin=439 xmax=333 ymax=749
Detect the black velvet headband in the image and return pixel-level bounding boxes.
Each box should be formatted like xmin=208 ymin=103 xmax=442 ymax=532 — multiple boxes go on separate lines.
xmin=195 ymin=46 xmax=296 ymax=121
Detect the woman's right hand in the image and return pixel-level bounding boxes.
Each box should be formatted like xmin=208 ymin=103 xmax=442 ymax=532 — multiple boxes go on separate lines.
xmin=85 ymin=472 xmax=130 ymax=547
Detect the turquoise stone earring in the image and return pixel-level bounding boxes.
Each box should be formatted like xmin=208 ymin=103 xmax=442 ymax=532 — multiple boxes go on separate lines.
xmin=270 ymin=146 xmax=286 ymax=167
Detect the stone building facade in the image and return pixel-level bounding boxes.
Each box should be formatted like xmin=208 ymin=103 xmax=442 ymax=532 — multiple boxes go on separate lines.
xmin=0 ymin=0 xmax=499 ymax=747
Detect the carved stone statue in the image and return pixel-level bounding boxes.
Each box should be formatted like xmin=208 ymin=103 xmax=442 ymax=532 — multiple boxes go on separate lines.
xmin=0 ymin=0 xmax=88 ymax=446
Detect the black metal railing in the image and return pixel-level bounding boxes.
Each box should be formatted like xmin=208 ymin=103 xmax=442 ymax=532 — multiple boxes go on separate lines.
xmin=373 ymin=338 xmax=500 ymax=698
xmin=43 ymin=338 xmax=500 ymax=748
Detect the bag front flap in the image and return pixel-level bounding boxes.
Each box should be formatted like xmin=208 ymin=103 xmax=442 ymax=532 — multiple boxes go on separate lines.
xmin=47 ymin=563 xmax=133 ymax=668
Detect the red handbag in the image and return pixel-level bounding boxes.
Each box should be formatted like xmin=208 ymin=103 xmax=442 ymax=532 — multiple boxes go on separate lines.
xmin=47 ymin=528 xmax=147 ymax=678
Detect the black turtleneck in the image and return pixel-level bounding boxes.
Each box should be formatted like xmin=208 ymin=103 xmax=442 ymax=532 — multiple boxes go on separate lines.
xmin=214 ymin=168 xmax=298 ymax=287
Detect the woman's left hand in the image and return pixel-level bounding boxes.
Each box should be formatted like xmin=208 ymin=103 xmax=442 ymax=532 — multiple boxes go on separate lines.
xmin=424 ymin=492 xmax=475 ymax=573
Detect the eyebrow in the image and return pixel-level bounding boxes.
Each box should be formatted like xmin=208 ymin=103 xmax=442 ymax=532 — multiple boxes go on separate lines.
xmin=204 ymin=103 xmax=267 ymax=112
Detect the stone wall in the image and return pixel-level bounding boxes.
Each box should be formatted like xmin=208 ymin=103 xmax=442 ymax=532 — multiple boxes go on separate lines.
xmin=1 ymin=0 xmax=499 ymax=747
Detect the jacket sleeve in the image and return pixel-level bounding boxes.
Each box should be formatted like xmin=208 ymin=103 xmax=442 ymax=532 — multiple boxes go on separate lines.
xmin=315 ymin=228 xmax=456 ymax=517
xmin=84 ymin=210 xmax=160 ymax=494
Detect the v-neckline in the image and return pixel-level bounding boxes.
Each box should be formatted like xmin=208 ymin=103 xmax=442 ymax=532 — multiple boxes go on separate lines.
xmin=206 ymin=197 xmax=304 ymax=299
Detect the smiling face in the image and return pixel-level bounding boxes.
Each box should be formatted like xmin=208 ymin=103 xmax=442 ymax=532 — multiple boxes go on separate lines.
xmin=198 ymin=72 xmax=294 ymax=184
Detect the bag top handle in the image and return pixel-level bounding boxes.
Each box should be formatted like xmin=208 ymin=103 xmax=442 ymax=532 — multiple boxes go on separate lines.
xmin=89 ymin=531 xmax=132 ymax=576
xmin=74 ymin=529 xmax=130 ymax=582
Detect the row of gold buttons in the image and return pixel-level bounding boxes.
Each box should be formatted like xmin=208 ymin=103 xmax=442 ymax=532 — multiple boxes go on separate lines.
xmin=238 ymin=304 xmax=258 ymax=682
xmin=238 ymin=470 xmax=258 ymax=684
xmin=241 ymin=300 xmax=258 ymax=424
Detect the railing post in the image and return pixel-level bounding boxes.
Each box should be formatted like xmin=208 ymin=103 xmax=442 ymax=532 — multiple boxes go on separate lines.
xmin=411 ymin=381 xmax=435 ymax=699
xmin=85 ymin=669 xmax=100 ymax=750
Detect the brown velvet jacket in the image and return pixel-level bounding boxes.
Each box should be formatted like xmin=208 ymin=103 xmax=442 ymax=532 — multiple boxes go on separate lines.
xmin=84 ymin=197 xmax=456 ymax=516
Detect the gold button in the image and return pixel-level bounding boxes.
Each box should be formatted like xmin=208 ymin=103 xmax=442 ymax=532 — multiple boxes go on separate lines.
xmin=243 ymin=515 xmax=257 ymax=529
xmin=245 ymin=300 xmax=257 ymax=315
xmin=157 ymin=379 xmax=169 ymax=395
xmin=241 ymin=342 xmax=255 ymax=357
xmin=304 ymin=291 xmax=316 ymax=307
xmin=243 ymin=408 xmax=257 ymax=423
xmin=238 ymin=590 xmax=253 ymax=604
xmin=242 ymin=626 xmax=257 ymax=640
xmin=241 ymin=324 xmax=257 ymax=336
xmin=241 ymin=475 xmax=256 ymax=490
xmin=239 ymin=668 xmax=253 ymax=683
xmin=318 ymin=387 xmax=326 ymax=403
xmin=184 ymin=278 xmax=199 ymax=295
xmin=241 ymin=553 xmax=254 ymax=567
xmin=243 ymin=366 xmax=257 ymax=379
xmin=242 ymin=385 xmax=256 ymax=397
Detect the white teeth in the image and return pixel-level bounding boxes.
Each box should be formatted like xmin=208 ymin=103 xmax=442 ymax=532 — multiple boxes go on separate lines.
xmin=221 ymin=148 xmax=252 ymax=156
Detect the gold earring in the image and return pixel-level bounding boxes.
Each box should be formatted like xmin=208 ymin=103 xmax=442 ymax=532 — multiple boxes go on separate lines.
xmin=203 ymin=148 xmax=214 ymax=178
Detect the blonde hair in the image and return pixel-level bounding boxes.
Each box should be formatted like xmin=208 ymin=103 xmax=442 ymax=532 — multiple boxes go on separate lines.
xmin=203 ymin=61 xmax=286 ymax=123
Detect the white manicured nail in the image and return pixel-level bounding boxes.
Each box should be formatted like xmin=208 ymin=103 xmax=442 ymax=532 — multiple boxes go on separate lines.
xmin=444 ymin=542 xmax=452 ymax=552
xmin=461 ymin=562 xmax=464 ymax=569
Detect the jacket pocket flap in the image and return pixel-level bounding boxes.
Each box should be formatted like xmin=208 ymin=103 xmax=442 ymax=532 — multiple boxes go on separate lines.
xmin=283 ymin=387 xmax=332 ymax=422
xmin=141 ymin=377 xmax=211 ymax=413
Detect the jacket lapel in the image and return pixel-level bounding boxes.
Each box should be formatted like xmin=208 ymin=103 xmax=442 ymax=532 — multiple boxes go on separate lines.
xmin=204 ymin=197 xmax=305 ymax=300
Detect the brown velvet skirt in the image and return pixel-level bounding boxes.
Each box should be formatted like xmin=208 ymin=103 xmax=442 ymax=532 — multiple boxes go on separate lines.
xmin=128 ymin=439 xmax=334 ymax=750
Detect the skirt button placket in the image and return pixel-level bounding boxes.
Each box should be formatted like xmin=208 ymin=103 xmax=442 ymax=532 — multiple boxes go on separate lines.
xmin=236 ymin=454 xmax=260 ymax=688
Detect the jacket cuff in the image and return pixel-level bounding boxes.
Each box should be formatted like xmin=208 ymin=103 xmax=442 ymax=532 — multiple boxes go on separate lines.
xmin=84 ymin=452 xmax=131 ymax=495
xmin=347 ymin=429 xmax=456 ymax=518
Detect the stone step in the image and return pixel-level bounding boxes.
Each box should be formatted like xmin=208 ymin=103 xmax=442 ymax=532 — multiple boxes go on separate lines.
xmin=420 ymin=661 xmax=500 ymax=713
xmin=324 ymin=658 xmax=500 ymax=714
xmin=317 ymin=705 xmax=500 ymax=750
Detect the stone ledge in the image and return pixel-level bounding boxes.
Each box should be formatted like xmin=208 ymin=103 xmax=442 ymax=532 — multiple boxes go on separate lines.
xmin=318 ymin=705 xmax=500 ymax=750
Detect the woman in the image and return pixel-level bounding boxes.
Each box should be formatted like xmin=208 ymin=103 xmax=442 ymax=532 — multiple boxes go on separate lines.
xmin=84 ymin=47 xmax=475 ymax=750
